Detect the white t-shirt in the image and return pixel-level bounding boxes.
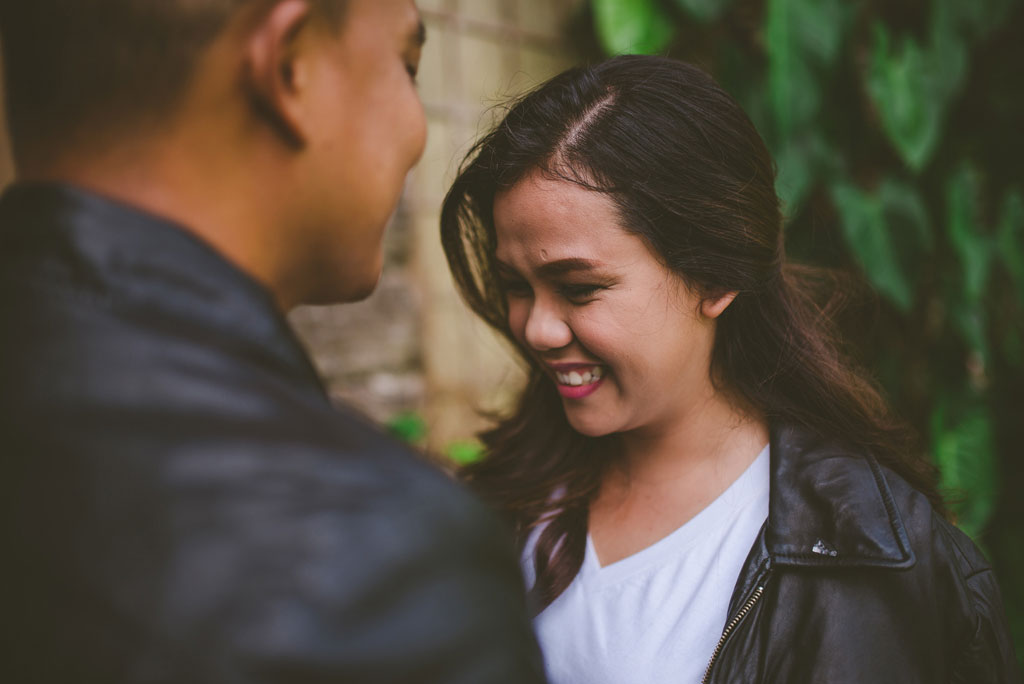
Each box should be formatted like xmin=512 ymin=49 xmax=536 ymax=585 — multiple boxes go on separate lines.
xmin=522 ymin=445 xmax=770 ymax=684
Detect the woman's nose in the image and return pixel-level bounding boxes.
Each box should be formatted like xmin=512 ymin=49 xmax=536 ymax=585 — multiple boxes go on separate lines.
xmin=523 ymin=298 xmax=573 ymax=351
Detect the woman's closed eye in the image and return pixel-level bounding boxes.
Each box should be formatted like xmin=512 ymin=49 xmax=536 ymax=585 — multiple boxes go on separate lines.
xmin=558 ymin=283 xmax=605 ymax=302
xmin=498 ymin=273 xmax=608 ymax=302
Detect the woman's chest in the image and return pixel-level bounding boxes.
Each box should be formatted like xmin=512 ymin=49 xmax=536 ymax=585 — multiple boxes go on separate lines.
xmin=533 ymin=564 xmax=730 ymax=684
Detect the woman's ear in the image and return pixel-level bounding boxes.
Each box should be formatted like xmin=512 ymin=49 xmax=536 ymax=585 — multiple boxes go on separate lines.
xmin=701 ymin=291 xmax=738 ymax=319
xmin=242 ymin=0 xmax=314 ymax=148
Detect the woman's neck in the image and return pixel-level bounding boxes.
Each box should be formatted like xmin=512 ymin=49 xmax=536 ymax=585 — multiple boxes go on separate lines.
xmin=613 ymin=388 xmax=768 ymax=490
xmin=589 ymin=391 xmax=768 ymax=567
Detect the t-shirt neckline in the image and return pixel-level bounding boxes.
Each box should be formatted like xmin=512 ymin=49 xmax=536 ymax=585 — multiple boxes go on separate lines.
xmin=581 ymin=444 xmax=770 ymax=587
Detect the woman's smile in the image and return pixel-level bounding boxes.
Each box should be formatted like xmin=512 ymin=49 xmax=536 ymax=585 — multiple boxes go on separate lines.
xmin=548 ymin=363 xmax=606 ymax=398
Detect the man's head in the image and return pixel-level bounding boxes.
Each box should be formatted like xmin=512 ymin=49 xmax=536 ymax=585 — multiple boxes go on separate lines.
xmin=0 ymin=0 xmax=427 ymax=307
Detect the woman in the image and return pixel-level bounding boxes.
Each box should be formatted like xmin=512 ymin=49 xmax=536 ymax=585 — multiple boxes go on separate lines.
xmin=440 ymin=56 xmax=1019 ymax=683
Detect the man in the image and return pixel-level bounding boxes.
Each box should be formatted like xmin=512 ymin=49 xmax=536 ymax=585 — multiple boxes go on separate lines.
xmin=0 ymin=1 xmax=545 ymax=682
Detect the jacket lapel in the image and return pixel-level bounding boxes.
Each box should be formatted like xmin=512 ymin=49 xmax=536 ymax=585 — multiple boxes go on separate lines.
xmin=764 ymin=424 xmax=916 ymax=569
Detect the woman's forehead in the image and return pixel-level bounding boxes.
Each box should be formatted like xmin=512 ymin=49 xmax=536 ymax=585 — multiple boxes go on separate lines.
xmin=493 ymin=183 xmax=666 ymax=278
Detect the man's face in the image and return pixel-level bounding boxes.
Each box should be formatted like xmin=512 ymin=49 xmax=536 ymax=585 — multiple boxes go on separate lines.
xmin=295 ymin=0 xmax=426 ymax=304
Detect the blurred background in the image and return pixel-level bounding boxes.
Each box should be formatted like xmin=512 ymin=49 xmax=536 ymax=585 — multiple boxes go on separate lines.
xmin=0 ymin=0 xmax=1020 ymax=664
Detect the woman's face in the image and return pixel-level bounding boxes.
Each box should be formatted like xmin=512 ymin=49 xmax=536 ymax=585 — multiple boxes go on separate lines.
xmin=493 ymin=170 xmax=727 ymax=438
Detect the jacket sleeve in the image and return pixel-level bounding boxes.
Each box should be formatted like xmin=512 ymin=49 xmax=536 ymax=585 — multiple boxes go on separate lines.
xmin=949 ymin=566 xmax=1023 ymax=684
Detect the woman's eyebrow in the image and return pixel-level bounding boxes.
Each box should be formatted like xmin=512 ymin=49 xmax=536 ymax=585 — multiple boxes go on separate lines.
xmin=535 ymin=258 xmax=604 ymax=277
xmin=494 ymin=257 xmax=604 ymax=277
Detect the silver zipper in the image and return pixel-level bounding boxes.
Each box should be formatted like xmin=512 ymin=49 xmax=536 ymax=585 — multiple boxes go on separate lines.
xmin=701 ymin=584 xmax=765 ymax=684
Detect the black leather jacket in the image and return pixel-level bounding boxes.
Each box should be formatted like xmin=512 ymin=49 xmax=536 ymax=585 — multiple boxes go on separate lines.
xmin=704 ymin=425 xmax=1021 ymax=683
xmin=0 ymin=184 xmax=546 ymax=684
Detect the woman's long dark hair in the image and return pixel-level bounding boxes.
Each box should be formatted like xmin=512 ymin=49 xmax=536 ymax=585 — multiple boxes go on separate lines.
xmin=440 ymin=55 xmax=943 ymax=610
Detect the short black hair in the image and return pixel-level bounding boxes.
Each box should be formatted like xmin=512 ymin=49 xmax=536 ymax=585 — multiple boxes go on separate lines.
xmin=0 ymin=0 xmax=346 ymax=165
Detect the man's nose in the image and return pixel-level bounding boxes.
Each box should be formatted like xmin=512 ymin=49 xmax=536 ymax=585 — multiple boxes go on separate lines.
xmin=523 ymin=298 xmax=573 ymax=351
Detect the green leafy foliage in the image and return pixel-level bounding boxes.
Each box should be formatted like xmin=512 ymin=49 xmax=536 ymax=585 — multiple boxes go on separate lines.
xmin=932 ymin=397 xmax=997 ymax=540
xmin=764 ymin=0 xmax=849 ymax=210
xmin=772 ymin=136 xmax=819 ymax=214
xmin=946 ymin=166 xmax=991 ymax=304
xmin=945 ymin=165 xmax=993 ymax=362
xmin=387 ymin=411 xmax=484 ymax=465
xmin=592 ymin=0 xmax=674 ymax=55
xmin=866 ymin=23 xmax=967 ymax=172
xmin=766 ymin=0 xmax=847 ymax=139
xmin=831 ymin=179 xmax=931 ymax=312
xmin=447 ymin=440 xmax=485 ymax=466
xmin=386 ymin=411 xmax=428 ymax=444
xmin=672 ymin=0 xmax=735 ymax=23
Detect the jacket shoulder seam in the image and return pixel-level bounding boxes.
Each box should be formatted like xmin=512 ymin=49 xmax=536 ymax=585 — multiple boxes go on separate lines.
xmin=933 ymin=512 xmax=991 ymax=577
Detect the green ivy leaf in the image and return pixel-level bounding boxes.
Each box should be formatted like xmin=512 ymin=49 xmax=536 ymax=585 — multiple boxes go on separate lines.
xmin=774 ymin=131 xmax=831 ymax=216
xmin=946 ymin=165 xmax=994 ymax=363
xmin=447 ymin=440 xmax=484 ymax=466
xmin=386 ymin=411 xmax=427 ymax=445
xmin=946 ymin=165 xmax=993 ymax=303
xmin=765 ymin=0 xmax=849 ymax=209
xmin=672 ymin=0 xmax=735 ymax=23
xmin=765 ymin=0 xmax=849 ymax=140
xmin=593 ymin=0 xmax=674 ymax=55
xmin=774 ymin=141 xmax=814 ymax=216
xmin=866 ymin=23 xmax=968 ymax=172
xmin=784 ymin=0 xmax=848 ymax=65
xmin=766 ymin=0 xmax=816 ymax=140
xmin=932 ymin=397 xmax=997 ymax=540
xmin=831 ymin=179 xmax=931 ymax=312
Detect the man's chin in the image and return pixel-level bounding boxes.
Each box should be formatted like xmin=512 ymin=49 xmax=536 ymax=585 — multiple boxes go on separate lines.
xmin=344 ymin=272 xmax=381 ymax=303
xmin=303 ymin=264 xmax=383 ymax=306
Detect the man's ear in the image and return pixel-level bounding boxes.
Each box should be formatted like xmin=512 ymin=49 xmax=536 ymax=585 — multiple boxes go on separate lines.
xmin=701 ymin=291 xmax=738 ymax=319
xmin=243 ymin=0 xmax=315 ymax=148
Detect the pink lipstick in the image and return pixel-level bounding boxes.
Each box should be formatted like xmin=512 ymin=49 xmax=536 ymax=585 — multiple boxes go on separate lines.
xmin=547 ymin=363 xmax=606 ymax=400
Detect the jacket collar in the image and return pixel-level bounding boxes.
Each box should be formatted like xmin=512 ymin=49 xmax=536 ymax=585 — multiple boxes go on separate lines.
xmin=764 ymin=424 xmax=915 ymax=569
xmin=0 ymin=182 xmax=327 ymax=396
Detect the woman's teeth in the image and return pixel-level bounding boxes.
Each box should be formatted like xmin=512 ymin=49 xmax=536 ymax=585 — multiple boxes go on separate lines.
xmin=555 ymin=366 xmax=604 ymax=386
